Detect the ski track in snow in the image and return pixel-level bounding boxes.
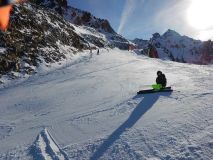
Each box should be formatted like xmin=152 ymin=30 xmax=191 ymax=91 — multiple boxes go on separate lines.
xmin=0 ymin=49 xmax=212 ymax=159
xmin=30 ymin=128 xmax=69 ymax=160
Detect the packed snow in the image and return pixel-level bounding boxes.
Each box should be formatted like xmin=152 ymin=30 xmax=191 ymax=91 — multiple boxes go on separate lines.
xmin=0 ymin=49 xmax=212 ymax=160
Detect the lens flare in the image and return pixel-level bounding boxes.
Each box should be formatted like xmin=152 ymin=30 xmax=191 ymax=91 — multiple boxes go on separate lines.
xmin=187 ymin=0 xmax=213 ymax=30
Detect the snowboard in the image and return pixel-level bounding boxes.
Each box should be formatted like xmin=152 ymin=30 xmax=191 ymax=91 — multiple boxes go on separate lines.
xmin=137 ymin=87 xmax=173 ymax=94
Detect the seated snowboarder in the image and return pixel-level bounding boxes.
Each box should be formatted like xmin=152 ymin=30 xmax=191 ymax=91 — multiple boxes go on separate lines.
xmin=152 ymin=71 xmax=167 ymax=90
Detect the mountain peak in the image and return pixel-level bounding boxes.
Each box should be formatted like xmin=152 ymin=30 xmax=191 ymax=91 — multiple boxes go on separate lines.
xmin=65 ymin=6 xmax=115 ymax=34
xmin=32 ymin=0 xmax=116 ymax=34
xmin=163 ymin=29 xmax=181 ymax=37
xmin=32 ymin=0 xmax=68 ymax=14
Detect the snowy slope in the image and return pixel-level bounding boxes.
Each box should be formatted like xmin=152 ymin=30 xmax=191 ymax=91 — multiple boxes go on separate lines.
xmin=0 ymin=49 xmax=212 ymax=159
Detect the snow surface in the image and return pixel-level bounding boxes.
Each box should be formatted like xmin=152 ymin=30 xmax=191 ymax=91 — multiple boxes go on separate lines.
xmin=30 ymin=128 xmax=68 ymax=160
xmin=0 ymin=49 xmax=212 ymax=159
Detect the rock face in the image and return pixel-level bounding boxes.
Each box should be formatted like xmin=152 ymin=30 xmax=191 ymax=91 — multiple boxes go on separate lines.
xmin=31 ymin=0 xmax=129 ymax=49
xmin=0 ymin=3 xmax=87 ymax=78
xmin=66 ymin=7 xmax=115 ymax=34
xmin=133 ymin=29 xmax=213 ymax=64
xmin=132 ymin=38 xmax=148 ymax=49
xmin=63 ymin=6 xmax=130 ymax=50
xmin=200 ymin=40 xmax=213 ymax=64
xmin=31 ymin=0 xmax=115 ymax=33
xmin=30 ymin=0 xmax=68 ymax=14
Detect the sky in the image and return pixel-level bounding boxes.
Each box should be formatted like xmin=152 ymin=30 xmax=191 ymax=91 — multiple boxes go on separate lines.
xmin=69 ymin=0 xmax=213 ymax=41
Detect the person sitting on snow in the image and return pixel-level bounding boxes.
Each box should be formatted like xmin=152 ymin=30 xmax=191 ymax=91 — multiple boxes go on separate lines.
xmin=152 ymin=71 xmax=167 ymax=90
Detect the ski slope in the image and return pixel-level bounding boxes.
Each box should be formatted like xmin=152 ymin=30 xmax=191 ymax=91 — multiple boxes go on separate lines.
xmin=0 ymin=49 xmax=212 ymax=159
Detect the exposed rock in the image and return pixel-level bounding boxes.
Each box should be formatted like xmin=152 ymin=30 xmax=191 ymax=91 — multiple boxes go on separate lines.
xmin=200 ymin=40 xmax=213 ymax=64
xmin=0 ymin=3 xmax=87 ymax=77
xmin=65 ymin=7 xmax=115 ymax=34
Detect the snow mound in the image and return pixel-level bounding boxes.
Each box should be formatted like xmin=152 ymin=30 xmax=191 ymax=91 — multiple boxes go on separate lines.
xmin=30 ymin=128 xmax=69 ymax=160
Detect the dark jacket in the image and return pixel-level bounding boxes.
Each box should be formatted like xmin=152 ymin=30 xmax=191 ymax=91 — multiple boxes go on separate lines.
xmin=156 ymin=74 xmax=167 ymax=87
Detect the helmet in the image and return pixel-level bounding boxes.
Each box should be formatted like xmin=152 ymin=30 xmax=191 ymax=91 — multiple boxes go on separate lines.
xmin=157 ymin=71 xmax=162 ymax=75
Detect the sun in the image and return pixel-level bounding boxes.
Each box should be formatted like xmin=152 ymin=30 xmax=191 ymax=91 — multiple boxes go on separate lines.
xmin=187 ymin=0 xmax=213 ymax=30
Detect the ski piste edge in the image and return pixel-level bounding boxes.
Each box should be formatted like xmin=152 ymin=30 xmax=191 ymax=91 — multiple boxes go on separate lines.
xmin=137 ymin=87 xmax=173 ymax=94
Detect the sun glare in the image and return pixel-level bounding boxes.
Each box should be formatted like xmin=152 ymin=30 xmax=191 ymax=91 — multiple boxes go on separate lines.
xmin=197 ymin=29 xmax=213 ymax=40
xmin=187 ymin=0 xmax=213 ymax=30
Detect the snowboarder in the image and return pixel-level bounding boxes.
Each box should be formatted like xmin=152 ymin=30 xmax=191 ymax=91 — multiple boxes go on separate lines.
xmin=152 ymin=71 xmax=167 ymax=90
xmin=137 ymin=71 xmax=171 ymax=94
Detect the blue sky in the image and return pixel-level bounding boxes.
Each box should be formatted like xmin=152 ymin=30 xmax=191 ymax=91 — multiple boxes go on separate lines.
xmin=69 ymin=0 xmax=213 ymax=41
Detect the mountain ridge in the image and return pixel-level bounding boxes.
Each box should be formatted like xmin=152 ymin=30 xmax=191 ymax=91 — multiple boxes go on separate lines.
xmin=133 ymin=29 xmax=213 ymax=64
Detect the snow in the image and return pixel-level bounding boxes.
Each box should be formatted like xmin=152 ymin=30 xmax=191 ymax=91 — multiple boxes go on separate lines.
xmin=0 ymin=48 xmax=6 ymax=54
xmin=0 ymin=49 xmax=212 ymax=159
xmin=0 ymin=48 xmax=90 ymax=89
xmin=30 ymin=128 xmax=68 ymax=160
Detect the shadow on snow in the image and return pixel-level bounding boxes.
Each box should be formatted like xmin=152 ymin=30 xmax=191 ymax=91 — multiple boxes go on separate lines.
xmin=90 ymin=92 xmax=172 ymax=160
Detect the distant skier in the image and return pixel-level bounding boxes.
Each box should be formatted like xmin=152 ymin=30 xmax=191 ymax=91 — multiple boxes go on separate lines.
xmin=97 ymin=49 xmax=100 ymax=55
xmin=152 ymin=71 xmax=167 ymax=90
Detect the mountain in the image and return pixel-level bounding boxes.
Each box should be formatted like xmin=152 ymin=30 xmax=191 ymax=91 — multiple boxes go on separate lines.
xmin=32 ymin=0 xmax=130 ymax=49
xmin=0 ymin=3 xmax=90 ymax=83
xmin=0 ymin=1 xmax=130 ymax=84
xmin=65 ymin=7 xmax=115 ymax=34
xmin=131 ymin=38 xmax=148 ymax=49
xmin=133 ymin=29 xmax=213 ymax=64
xmin=31 ymin=0 xmax=114 ymax=33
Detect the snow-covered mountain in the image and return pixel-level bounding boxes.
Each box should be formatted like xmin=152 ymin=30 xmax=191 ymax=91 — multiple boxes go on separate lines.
xmin=133 ymin=29 xmax=213 ymax=64
xmin=132 ymin=38 xmax=148 ymax=49
xmin=33 ymin=0 xmax=130 ymax=49
xmin=0 ymin=1 xmax=130 ymax=84
xmin=33 ymin=0 xmax=114 ymax=33
xmin=65 ymin=7 xmax=115 ymax=34
xmin=64 ymin=6 xmax=131 ymax=50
